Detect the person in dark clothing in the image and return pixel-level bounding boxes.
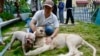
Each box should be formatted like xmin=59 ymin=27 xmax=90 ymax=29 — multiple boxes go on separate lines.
xmin=52 ymin=3 xmax=57 ymax=15
xmin=65 ymin=0 xmax=74 ymax=25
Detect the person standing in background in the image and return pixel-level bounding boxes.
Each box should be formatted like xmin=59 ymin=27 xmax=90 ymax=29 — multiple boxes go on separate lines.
xmin=30 ymin=0 xmax=37 ymax=16
xmin=65 ymin=0 xmax=74 ymax=25
xmin=58 ymin=0 xmax=64 ymax=23
xmin=52 ymin=0 xmax=57 ymax=15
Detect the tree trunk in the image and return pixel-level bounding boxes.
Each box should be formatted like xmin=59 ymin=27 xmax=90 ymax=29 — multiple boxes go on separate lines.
xmin=14 ymin=0 xmax=20 ymax=17
xmin=0 ymin=0 xmax=4 ymax=13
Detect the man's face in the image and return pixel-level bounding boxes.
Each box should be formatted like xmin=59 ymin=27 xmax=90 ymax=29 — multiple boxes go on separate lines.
xmin=44 ymin=5 xmax=52 ymax=14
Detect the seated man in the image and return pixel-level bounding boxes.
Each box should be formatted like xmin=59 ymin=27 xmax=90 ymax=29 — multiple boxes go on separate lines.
xmin=29 ymin=0 xmax=59 ymax=44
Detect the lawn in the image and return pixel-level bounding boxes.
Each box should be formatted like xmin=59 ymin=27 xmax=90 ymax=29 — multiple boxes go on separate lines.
xmin=0 ymin=21 xmax=100 ymax=56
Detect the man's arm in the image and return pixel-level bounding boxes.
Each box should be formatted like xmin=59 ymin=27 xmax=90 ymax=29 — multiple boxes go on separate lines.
xmin=50 ymin=15 xmax=59 ymax=39
xmin=30 ymin=19 xmax=37 ymax=32
xmin=50 ymin=27 xmax=59 ymax=39
xmin=45 ymin=27 xmax=59 ymax=45
xmin=30 ymin=10 xmax=40 ymax=32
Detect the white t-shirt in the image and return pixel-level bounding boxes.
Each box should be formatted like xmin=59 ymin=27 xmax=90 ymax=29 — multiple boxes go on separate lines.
xmin=32 ymin=10 xmax=59 ymax=28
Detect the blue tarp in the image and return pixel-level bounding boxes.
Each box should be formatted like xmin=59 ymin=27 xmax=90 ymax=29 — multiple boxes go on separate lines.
xmin=95 ymin=8 xmax=100 ymax=25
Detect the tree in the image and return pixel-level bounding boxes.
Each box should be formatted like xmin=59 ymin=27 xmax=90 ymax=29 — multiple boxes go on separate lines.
xmin=14 ymin=0 xmax=20 ymax=17
xmin=0 ymin=0 xmax=4 ymax=13
xmin=53 ymin=0 xmax=57 ymax=4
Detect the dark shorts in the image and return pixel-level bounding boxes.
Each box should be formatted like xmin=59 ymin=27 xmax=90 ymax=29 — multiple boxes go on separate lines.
xmin=29 ymin=28 xmax=34 ymax=33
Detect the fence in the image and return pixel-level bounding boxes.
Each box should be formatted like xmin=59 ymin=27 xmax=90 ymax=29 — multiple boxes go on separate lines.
xmin=0 ymin=18 xmax=20 ymax=44
xmin=73 ymin=2 xmax=95 ymax=23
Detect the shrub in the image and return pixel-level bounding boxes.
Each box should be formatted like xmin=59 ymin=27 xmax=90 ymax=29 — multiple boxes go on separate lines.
xmin=0 ymin=12 xmax=14 ymax=21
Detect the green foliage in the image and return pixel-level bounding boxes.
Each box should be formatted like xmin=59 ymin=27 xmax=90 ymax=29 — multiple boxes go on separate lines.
xmin=19 ymin=0 xmax=26 ymax=5
xmin=20 ymin=6 xmax=31 ymax=13
xmin=19 ymin=0 xmax=30 ymax=13
xmin=53 ymin=0 xmax=57 ymax=4
xmin=0 ymin=12 xmax=14 ymax=21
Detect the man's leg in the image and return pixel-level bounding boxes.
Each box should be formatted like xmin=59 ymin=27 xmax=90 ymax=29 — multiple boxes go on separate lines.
xmin=25 ymin=18 xmax=33 ymax=33
xmin=59 ymin=10 xmax=64 ymax=23
xmin=70 ymin=9 xmax=74 ymax=24
xmin=61 ymin=10 xmax=64 ymax=23
xmin=45 ymin=25 xmax=54 ymax=36
xmin=59 ymin=10 xmax=62 ymax=23
xmin=65 ymin=9 xmax=70 ymax=24
xmin=29 ymin=28 xmax=34 ymax=33
xmin=25 ymin=18 xmax=32 ymax=27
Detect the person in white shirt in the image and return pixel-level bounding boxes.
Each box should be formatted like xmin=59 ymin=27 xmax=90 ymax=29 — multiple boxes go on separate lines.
xmin=29 ymin=0 xmax=59 ymax=44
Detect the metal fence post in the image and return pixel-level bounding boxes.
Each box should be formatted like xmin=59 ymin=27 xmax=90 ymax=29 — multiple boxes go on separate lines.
xmin=0 ymin=27 xmax=3 ymax=44
xmin=0 ymin=43 xmax=11 ymax=56
xmin=0 ymin=18 xmax=4 ymax=45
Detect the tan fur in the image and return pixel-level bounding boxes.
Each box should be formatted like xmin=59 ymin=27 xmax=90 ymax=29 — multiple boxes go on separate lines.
xmin=25 ymin=33 xmax=96 ymax=56
xmin=9 ymin=27 xmax=46 ymax=55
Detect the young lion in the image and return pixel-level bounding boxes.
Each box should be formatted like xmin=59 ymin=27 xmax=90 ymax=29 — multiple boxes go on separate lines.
xmin=25 ymin=33 xmax=96 ymax=56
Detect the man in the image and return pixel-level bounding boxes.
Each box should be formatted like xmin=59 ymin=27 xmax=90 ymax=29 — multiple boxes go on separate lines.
xmin=29 ymin=0 xmax=59 ymax=44
xmin=65 ymin=0 xmax=74 ymax=25
xmin=58 ymin=0 xmax=64 ymax=23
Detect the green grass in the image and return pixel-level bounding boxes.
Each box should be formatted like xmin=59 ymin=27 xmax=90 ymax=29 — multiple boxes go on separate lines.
xmin=0 ymin=21 xmax=25 ymax=56
xmin=0 ymin=21 xmax=100 ymax=56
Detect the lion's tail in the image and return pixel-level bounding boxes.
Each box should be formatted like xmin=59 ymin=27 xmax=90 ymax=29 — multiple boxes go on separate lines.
xmin=83 ymin=40 xmax=96 ymax=56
